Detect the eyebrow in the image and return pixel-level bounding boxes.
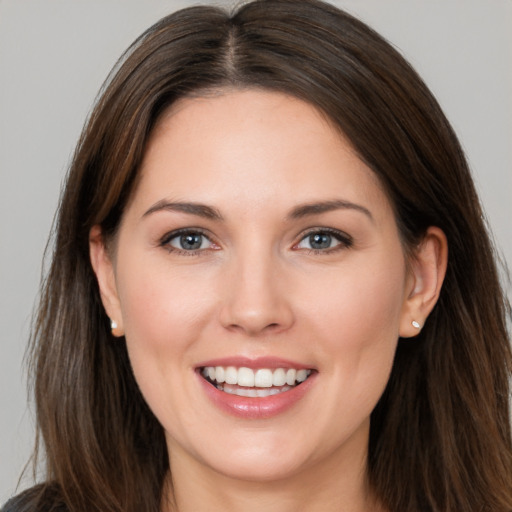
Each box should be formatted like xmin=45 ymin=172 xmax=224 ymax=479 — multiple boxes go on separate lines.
xmin=142 ymin=198 xmax=373 ymax=223
xmin=142 ymin=200 xmax=224 ymax=220
xmin=287 ymin=200 xmax=373 ymax=222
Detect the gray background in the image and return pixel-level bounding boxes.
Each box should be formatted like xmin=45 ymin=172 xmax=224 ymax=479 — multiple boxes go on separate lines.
xmin=1 ymin=0 xmax=511 ymax=502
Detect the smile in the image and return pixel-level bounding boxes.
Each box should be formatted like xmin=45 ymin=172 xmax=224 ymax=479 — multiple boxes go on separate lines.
xmin=200 ymin=366 xmax=313 ymax=397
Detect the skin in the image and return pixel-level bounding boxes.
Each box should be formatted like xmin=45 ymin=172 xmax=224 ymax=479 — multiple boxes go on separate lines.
xmin=90 ymin=89 xmax=447 ymax=512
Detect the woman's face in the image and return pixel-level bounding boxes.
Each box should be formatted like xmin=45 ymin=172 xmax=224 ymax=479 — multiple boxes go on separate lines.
xmin=96 ymin=90 xmax=418 ymax=483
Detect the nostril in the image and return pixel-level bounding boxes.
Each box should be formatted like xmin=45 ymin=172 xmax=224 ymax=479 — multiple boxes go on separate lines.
xmin=224 ymin=322 xmax=280 ymax=335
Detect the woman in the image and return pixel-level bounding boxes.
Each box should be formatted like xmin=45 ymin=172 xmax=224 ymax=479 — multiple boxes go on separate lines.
xmin=3 ymin=0 xmax=511 ymax=511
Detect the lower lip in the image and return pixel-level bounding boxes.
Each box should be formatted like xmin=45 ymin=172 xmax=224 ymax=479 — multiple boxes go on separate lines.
xmin=197 ymin=371 xmax=316 ymax=419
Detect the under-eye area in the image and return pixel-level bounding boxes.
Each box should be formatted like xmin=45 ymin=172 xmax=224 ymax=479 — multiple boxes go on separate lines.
xmin=199 ymin=366 xmax=314 ymax=397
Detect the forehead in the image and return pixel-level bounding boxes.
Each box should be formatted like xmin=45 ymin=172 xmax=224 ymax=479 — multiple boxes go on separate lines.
xmin=132 ymin=89 xmax=388 ymax=218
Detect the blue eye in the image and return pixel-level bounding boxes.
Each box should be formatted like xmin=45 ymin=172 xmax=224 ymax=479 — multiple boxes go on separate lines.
xmin=306 ymin=233 xmax=334 ymax=250
xmin=296 ymin=229 xmax=352 ymax=252
xmin=162 ymin=230 xmax=213 ymax=252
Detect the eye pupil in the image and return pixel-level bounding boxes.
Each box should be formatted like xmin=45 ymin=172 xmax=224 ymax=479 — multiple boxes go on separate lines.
xmin=309 ymin=233 xmax=331 ymax=249
xmin=180 ymin=233 xmax=202 ymax=250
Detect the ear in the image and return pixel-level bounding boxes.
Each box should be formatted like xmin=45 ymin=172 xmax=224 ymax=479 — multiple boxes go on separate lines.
xmin=399 ymin=226 xmax=448 ymax=338
xmin=89 ymin=225 xmax=124 ymax=337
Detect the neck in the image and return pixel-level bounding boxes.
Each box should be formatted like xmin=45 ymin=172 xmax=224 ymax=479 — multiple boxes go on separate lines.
xmin=161 ymin=433 xmax=385 ymax=512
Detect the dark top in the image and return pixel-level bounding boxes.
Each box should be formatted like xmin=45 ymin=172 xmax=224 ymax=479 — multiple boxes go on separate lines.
xmin=1 ymin=485 xmax=68 ymax=512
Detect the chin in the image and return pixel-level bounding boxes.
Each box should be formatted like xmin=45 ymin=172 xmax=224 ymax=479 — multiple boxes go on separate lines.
xmin=203 ymin=450 xmax=311 ymax=483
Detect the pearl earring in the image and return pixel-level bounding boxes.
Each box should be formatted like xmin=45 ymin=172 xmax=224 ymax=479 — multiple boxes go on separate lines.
xmin=411 ymin=320 xmax=421 ymax=329
xmin=110 ymin=319 xmax=123 ymax=337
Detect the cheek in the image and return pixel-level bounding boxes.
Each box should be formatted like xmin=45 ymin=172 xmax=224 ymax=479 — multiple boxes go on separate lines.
xmin=114 ymin=259 xmax=221 ymax=436
xmin=118 ymin=258 xmax=210 ymax=336
xmin=314 ymin=251 xmax=406 ymax=338
xmin=115 ymin=258 xmax=217 ymax=387
xmin=301 ymin=254 xmax=406 ymax=399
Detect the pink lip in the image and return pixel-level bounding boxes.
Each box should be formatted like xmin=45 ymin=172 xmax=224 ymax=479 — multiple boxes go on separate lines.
xmin=196 ymin=365 xmax=317 ymax=420
xmin=196 ymin=356 xmax=314 ymax=370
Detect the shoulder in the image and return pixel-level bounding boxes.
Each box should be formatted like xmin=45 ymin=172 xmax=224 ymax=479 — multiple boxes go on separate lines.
xmin=1 ymin=484 xmax=68 ymax=512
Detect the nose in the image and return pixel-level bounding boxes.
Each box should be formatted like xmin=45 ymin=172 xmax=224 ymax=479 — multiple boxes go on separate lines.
xmin=219 ymin=249 xmax=295 ymax=337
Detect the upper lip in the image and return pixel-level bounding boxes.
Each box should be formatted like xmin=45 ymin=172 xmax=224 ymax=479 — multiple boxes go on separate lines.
xmin=195 ymin=356 xmax=314 ymax=370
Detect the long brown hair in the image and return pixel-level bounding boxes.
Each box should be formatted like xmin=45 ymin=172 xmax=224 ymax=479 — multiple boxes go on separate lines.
xmin=13 ymin=1 xmax=512 ymax=510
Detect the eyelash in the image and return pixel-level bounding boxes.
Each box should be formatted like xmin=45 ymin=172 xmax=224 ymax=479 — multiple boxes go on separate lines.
xmin=159 ymin=227 xmax=353 ymax=256
xmin=159 ymin=228 xmax=218 ymax=256
xmin=293 ymin=227 xmax=353 ymax=255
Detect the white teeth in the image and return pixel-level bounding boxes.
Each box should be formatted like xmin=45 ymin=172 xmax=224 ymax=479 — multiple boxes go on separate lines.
xmin=223 ymin=384 xmax=292 ymax=397
xmin=237 ymin=367 xmax=255 ymax=387
xmin=286 ymin=368 xmax=297 ymax=385
xmin=232 ymin=387 xmax=256 ymax=397
xmin=225 ymin=366 xmax=238 ymax=385
xmin=215 ymin=366 xmax=225 ymax=383
xmin=296 ymin=369 xmax=309 ymax=383
xmin=272 ymin=368 xmax=286 ymax=386
xmin=254 ymin=369 xmax=273 ymax=387
xmin=201 ymin=366 xmax=312 ymax=389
